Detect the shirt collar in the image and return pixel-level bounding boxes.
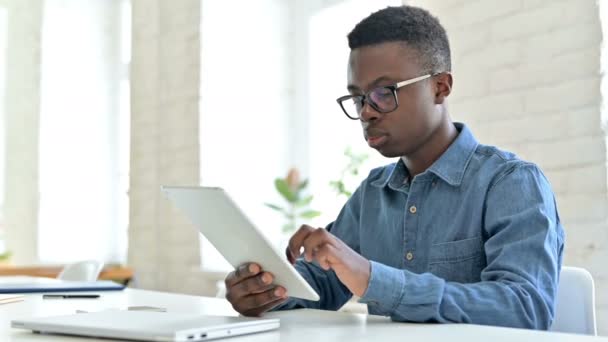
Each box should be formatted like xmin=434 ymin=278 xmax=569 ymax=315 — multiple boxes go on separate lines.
xmin=370 ymin=122 xmax=478 ymax=188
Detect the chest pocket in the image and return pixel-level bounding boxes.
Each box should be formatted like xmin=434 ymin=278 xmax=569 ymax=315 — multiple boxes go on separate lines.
xmin=428 ymin=236 xmax=485 ymax=284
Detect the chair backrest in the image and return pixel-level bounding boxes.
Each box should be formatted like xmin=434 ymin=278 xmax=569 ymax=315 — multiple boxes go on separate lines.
xmin=57 ymin=260 xmax=104 ymax=282
xmin=551 ymin=266 xmax=597 ymax=335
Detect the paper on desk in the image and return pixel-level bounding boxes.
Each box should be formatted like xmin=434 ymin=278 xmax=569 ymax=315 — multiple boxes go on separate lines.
xmin=0 ymin=294 xmax=24 ymax=305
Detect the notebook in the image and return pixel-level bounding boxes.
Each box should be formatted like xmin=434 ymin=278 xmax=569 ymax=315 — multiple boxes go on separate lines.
xmin=12 ymin=310 xmax=279 ymax=342
xmin=0 ymin=276 xmax=124 ymax=293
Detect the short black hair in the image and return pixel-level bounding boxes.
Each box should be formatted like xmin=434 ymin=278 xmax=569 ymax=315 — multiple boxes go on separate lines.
xmin=347 ymin=5 xmax=451 ymax=73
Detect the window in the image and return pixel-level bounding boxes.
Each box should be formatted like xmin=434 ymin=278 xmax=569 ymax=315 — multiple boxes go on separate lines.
xmin=198 ymin=0 xmax=401 ymax=271
xmin=38 ymin=0 xmax=130 ymax=263
xmin=307 ymin=0 xmax=401 ymax=226
xmin=199 ymin=0 xmax=291 ymax=271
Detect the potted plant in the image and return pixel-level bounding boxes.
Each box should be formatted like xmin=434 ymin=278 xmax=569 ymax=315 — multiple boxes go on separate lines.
xmin=265 ymin=168 xmax=321 ymax=234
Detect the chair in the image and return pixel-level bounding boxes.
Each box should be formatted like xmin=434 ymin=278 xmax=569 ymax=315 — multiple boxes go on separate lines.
xmin=57 ymin=260 xmax=104 ymax=282
xmin=551 ymin=266 xmax=597 ymax=335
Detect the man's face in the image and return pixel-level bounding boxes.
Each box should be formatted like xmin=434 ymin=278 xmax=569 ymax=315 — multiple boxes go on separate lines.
xmin=347 ymin=42 xmax=444 ymax=158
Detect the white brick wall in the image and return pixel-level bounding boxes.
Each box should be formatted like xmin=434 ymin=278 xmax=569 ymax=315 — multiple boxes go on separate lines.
xmin=408 ymin=0 xmax=608 ymax=334
xmin=2 ymin=0 xmax=42 ymax=265
xmin=128 ymin=0 xmax=216 ymax=296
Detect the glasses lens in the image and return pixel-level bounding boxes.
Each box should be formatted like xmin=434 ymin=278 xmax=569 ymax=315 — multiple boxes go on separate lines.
xmin=341 ymin=97 xmax=362 ymax=119
xmin=369 ymin=87 xmax=396 ymax=112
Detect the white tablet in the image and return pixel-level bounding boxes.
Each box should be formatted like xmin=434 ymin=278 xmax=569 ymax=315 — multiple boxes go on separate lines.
xmin=161 ymin=186 xmax=320 ymax=302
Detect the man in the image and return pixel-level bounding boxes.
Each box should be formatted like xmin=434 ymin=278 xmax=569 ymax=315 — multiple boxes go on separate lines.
xmin=224 ymin=5 xmax=564 ymax=329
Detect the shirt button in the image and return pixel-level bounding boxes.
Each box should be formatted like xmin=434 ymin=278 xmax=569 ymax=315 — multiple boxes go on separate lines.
xmin=409 ymin=205 xmax=417 ymax=214
xmin=406 ymin=252 xmax=414 ymax=261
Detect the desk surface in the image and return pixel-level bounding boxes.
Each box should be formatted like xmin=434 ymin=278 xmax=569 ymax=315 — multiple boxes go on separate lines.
xmin=1 ymin=288 xmax=606 ymax=342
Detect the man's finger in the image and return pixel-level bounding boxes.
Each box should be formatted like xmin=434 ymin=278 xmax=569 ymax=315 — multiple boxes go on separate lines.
xmin=237 ymin=272 xmax=275 ymax=295
xmin=238 ymin=286 xmax=287 ymax=315
xmin=312 ymin=243 xmax=338 ymax=270
xmin=285 ymin=246 xmax=296 ymax=265
xmin=241 ymin=296 xmax=288 ymax=317
xmin=301 ymin=228 xmax=334 ymax=262
xmin=227 ymin=271 xmax=276 ymax=304
xmin=225 ymin=262 xmax=261 ymax=288
xmin=287 ymin=225 xmax=316 ymax=262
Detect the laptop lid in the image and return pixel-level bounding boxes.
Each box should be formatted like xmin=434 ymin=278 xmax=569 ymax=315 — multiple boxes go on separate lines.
xmin=12 ymin=310 xmax=279 ymax=342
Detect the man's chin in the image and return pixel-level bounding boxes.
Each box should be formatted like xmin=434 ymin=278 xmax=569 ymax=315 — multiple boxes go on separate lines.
xmin=373 ymin=146 xmax=402 ymax=158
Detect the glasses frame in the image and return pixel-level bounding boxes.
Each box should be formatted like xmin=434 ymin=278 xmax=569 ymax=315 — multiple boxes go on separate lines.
xmin=336 ymin=74 xmax=433 ymax=120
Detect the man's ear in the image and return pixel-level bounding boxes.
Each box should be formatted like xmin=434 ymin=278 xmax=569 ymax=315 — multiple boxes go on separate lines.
xmin=434 ymin=72 xmax=453 ymax=104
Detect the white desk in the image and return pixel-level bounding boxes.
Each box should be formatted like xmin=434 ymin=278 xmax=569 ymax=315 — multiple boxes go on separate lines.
xmin=1 ymin=288 xmax=606 ymax=341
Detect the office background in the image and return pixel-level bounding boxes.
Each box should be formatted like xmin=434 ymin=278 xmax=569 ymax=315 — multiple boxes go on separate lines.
xmin=0 ymin=0 xmax=606 ymax=335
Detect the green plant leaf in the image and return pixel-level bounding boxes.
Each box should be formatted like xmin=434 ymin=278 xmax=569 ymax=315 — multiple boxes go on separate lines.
xmin=330 ymin=180 xmax=345 ymax=193
xmin=282 ymin=223 xmax=295 ymax=233
xmin=345 ymin=146 xmax=353 ymax=156
xmin=299 ymin=210 xmax=321 ymax=219
xmin=275 ymin=178 xmax=297 ymax=202
xmin=264 ymin=203 xmax=286 ymax=213
xmin=294 ymin=195 xmax=313 ymax=207
xmin=298 ymin=179 xmax=309 ymax=191
xmin=0 ymin=251 xmax=11 ymax=261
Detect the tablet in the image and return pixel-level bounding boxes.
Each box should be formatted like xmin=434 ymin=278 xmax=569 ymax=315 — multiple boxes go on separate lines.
xmin=161 ymin=186 xmax=320 ymax=301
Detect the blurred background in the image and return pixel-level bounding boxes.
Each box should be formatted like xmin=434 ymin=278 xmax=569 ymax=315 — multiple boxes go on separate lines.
xmin=0 ymin=0 xmax=606 ymax=334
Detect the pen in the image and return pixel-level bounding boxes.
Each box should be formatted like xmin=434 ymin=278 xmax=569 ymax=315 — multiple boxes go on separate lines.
xmin=43 ymin=294 xmax=101 ymax=299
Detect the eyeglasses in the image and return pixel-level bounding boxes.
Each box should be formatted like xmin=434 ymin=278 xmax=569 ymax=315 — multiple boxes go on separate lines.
xmin=336 ymin=74 xmax=432 ymax=120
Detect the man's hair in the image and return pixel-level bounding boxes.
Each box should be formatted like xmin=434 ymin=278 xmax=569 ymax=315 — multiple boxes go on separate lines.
xmin=347 ymin=5 xmax=451 ymax=73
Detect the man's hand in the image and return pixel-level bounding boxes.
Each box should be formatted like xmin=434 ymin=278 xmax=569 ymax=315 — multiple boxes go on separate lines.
xmin=224 ymin=263 xmax=288 ymax=316
xmin=286 ymin=225 xmax=371 ymax=297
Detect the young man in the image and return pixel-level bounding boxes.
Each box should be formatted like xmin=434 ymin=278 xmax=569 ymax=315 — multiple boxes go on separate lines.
xmin=224 ymin=5 xmax=564 ymax=329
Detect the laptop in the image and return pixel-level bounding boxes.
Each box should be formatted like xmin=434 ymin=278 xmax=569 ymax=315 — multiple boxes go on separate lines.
xmin=12 ymin=310 xmax=279 ymax=341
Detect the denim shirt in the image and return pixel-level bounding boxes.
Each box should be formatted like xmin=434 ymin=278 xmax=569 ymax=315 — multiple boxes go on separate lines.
xmin=275 ymin=123 xmax=565 ymax=330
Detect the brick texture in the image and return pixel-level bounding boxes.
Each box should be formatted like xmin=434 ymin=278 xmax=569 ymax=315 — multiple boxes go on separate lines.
xmin=409 ymin=0 xmax=607 ymax=334
xmin=128 ymin=0 xmax=216 ymax=296
xmin=2 ymin=0 xmax=42 ymax=265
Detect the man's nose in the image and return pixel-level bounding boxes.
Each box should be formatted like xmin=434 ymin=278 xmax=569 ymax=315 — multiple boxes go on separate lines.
xmin=359 ymin=100 xmax=380 ymax=122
